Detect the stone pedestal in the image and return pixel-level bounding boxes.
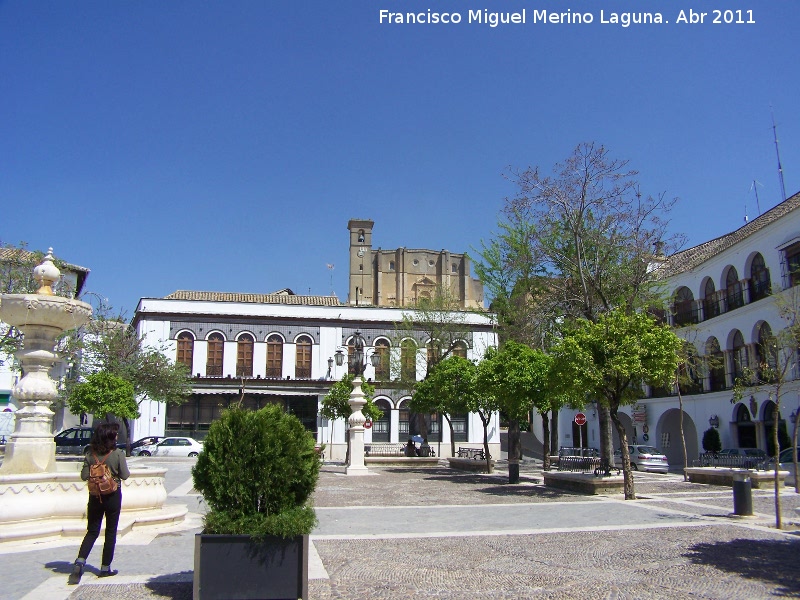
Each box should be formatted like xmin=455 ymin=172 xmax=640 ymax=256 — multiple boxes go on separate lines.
xmin=345 ymin=377 xmax=369 ymax=475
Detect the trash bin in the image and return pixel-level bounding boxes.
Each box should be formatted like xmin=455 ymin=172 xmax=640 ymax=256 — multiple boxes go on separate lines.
xmin=732 ymin=472 xmax=753 ymax=516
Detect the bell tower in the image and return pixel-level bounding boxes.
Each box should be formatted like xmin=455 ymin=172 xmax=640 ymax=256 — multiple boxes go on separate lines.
xmin=348 ymin=219 xmax=374 ymax=305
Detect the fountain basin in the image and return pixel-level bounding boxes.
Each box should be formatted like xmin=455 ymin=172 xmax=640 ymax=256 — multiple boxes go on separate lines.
xmin=0 ymin=294 xmax=92 ymax=330
xmin=0 ymin=466 xmax=187 ymax=543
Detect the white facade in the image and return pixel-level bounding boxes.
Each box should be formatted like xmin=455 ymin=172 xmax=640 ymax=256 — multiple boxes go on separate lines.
xmin=555 ymin=191 xmax=800 ymax=466
xmin=133 ymin=295 xmax=500 ymax=459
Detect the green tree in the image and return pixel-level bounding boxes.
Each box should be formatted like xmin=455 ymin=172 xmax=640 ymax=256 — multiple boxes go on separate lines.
xmin=393 ymin=284 xmax=478 ymax=439
xmin=476 ymin=143 xmax=682 ymax=468
xmin=321 ymin=374 xmax=382 ymax=463
xmin=551 ymin=310 xmax=681 ymax=499
xmin=731 ymin=285 xmax=800 ymax=526
xmin=67 ymin=371 xmax=139 ymax=424
xmin=475 ymin=342 xmax=552 ymax=469
xmin=701 ymin=427 xmax=722 ymax=454
xmin=69 ymin=317 xmax=192 ymax=451
xmin=411 ymin=356 xmax=474 ymax=457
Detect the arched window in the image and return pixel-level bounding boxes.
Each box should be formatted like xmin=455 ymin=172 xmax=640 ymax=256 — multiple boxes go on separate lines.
xmin=673 ymin=287 xmax=696 ymax=326
xmin=266 ymin=334 xmax=283 ymax=378
xmin=703 ymin=279 xmax=720 ymax=319
xmin=706 ymin=337 xmax=725 ymax=391
xmin=372 ymin=399 xmax=391 ymax=442
xmin=295 ymin=335 xmax=312 ymax=378
xmin=176 ymin=332 xmax=194 ymax=370
xmin=730 ymin=330 xmax=748 ymax=382
xmin=725 ymin=267 xmax=744 ymax=311
xmin=398 ymin=400 xmax=410 ymax=437
xmin=236 ymin=333 xmax=254 ymax=377
xmin=374 ymin=339 xmax=390 ymax=381
xmin=426 ymin=340 xmax=441 ymax=370
xmin=750 ymin=253 xmax=771 ymax=302
xmin=452 ymin=341 xmax=468 ymax=359
xmin=206 ymin=333 xmax=225 ymax=377
xmin=678 ymin=343 xmax=702 ymax=395
xmin=763 ymin=400 xmax=788 ymax=456
xmin=401 ymin=340 xmax=417 ymax=382
xmin=755 ymin=323 xmax=777 ymax=382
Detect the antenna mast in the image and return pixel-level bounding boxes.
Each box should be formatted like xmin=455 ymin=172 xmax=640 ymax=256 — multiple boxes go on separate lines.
xmin=771 ymin=106 xmax=787 ymax=202
xmin=749 ymin=180 xmax=762 ymax=216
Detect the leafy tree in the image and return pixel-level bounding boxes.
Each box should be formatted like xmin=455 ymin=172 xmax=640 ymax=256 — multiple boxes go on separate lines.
xmin=476 ymin=143 xmax=682 ymax=468
xmin=393 ymin=284 xmax=477 ymax=439
xmin=67 ymin=371 xmax=139 ymax=424
xmin=551 ymin=310 xmax=680 ymax=499
xmin=411 ymin=356 xmax=473 ymax=457
xmin=701 ymin=427 xmax=722 ymax=454
xmin=321 ymin=374 xmax=382 ymax=463
xmin=732 ymin=285 xmax=800 ymax=525
xmin=475 ymin=342 xmax=552 ymax=468
xmin=192 ymin=404 xmax=319 ymax=538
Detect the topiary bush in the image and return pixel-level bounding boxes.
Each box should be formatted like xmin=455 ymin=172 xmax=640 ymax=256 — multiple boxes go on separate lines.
xmin=702 ymin=427 xmax=722 ymax=454
xmin=192 ymin=404 xmax=320 ymax=539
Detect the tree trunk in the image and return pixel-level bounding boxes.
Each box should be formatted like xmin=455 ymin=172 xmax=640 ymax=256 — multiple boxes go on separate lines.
xmin=550 ymin=408 xmax=559 ymax=455
xmin=676 ymin=374 xmax=688 ymax=481
xmin=416 ymin=412 xmax=429 ymax=442
xmin=480 ymin=412 xmax=493 ymax=474
xmin=598 ymin=404 xmax=615 ymax=472
xmin=609 ymin=406 xmax=635 ymax=500
xmin=772 ymin=401 xmax=782 ymax=530
xmin=122 ymin=416 xmax=132 ymax=457
xmin=541 ymin=411 xmax=551 ymax=471
xmin=508 ymin=420 xmax=521 ymax=462
xmin=444 ymin=414 xmax=456 ymax=458
xmin=793 ymin=410 xmax=799 ymax=495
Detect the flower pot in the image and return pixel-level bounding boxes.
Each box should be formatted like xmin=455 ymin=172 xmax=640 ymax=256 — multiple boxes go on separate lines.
xmin=193 ymin=533 xmax=309 ymax=600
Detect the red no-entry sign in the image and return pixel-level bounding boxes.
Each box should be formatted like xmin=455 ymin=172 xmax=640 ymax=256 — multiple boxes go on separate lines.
xmin=364 ymin=420 xmax=372 ymax=429
xmin=574 ymin=413 xmax=587 ymax=426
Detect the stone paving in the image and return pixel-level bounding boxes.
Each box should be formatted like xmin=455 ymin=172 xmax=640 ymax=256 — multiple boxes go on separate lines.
xmin=4 ymin=459 xmax=800 ymax=599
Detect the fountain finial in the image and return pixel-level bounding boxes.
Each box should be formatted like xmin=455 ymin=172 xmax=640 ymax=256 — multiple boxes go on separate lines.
xmin=33 ymin=248 xmax=61 ymax=296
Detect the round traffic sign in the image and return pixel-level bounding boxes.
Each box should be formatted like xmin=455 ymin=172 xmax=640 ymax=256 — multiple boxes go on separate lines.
xmin=574 ymin=413 xmax=587 ymax=426
xmin=364 ymin=420 xmax=372 ymax=429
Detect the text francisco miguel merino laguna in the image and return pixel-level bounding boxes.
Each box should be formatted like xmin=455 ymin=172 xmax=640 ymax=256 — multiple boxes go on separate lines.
xmin=381 ymin=8 xmax=685 ymax=27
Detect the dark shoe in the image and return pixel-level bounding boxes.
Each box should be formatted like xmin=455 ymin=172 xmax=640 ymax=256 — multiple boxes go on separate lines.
xmin=98 ymin=569 xmax=118 ymax=578
xmin=67 ymin=563 xmax=84 ymax=585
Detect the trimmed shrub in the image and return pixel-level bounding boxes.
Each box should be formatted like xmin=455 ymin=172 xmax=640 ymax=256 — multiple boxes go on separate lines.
xmin=192 ymin=404 xmax=320 ymax=538
xmin=702 ymin=427 xmax=722 ymax=454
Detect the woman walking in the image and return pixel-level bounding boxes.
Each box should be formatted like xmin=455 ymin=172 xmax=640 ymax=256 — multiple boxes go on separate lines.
xmin=68 ymin=422 xmax=130 ymax=585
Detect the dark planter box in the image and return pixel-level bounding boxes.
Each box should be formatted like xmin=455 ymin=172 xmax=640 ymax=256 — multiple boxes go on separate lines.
xmin=194 ymin=533 xmax=309 ymax=600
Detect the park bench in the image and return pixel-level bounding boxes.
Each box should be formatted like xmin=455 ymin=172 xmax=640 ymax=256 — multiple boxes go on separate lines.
xmin=364 ymin=443 xmax=406 ymax=457
xmin=457 ymin=447 xmax=489 ymax=460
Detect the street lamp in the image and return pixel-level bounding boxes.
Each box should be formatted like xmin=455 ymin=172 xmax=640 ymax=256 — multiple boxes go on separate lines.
xmin=333 ymin=331 xmax=380 ymax=377
xmin=335 ymin=331 xmax=379 ymax=475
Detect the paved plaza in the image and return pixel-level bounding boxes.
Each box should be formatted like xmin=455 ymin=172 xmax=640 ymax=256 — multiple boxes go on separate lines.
xmin=2 ymin=457 xmax=799 ymax=599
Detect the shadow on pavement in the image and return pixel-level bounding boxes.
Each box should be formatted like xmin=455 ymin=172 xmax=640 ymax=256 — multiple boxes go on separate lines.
xmin=144 ymin=572 xmax=193 ymax=599
xmin=684 ymin=538 xmax=800 ymax=597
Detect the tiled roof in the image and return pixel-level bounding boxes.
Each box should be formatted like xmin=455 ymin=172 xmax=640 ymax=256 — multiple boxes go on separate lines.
xmin=164 ymin=290 xmax=343 ymax=306
xmin=0 ymin=247 xmax=89 ymax=273
xmin=659 ymin=190 xmax=800 ymax=278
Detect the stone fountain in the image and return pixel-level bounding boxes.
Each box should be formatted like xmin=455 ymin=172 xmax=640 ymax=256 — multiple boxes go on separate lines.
xmin=0 ymin=250 xmax=188 ymax=543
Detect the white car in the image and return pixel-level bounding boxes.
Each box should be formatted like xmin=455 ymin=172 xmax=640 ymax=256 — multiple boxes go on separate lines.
xmin=776 ymin=447 xmax=798 ymax=486
xmin=136 ymin=436 xmax=203 ymax=457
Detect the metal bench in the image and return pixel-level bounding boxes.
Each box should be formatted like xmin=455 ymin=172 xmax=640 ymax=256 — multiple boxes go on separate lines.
xmin=457 ymin=447 xmax=489 ymax=460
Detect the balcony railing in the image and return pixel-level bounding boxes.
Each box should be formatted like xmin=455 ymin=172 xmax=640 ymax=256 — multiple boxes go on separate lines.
xmin=206 ymin=364 xmax=223 ymax=377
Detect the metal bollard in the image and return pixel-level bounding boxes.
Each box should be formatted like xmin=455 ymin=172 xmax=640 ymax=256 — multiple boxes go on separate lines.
xmin=732 ymin=472 xmax=753 ymax=516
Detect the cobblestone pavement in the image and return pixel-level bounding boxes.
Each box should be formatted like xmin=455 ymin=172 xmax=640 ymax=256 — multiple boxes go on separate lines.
xmin=5 ymin=459 xmax=800 ymax=599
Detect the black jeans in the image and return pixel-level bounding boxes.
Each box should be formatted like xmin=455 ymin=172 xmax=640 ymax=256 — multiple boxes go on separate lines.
xmin=77 ymin=488 xmax=122 ymax=566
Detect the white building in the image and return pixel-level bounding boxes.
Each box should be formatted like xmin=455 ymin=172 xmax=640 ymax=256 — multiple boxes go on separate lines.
xmin=132 ymin=290 xmax=499 ymax=460
xmin=555 ymin=190 xmax=800 ymax=466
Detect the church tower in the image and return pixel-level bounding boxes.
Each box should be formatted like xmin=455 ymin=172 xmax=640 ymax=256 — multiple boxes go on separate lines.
xmin=347 ymin=219 xmax=374 ymax=306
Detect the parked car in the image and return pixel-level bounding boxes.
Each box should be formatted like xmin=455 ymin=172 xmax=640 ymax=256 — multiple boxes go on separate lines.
xmin=54 ymin=427 xmax=94 ymax=455
xmin=130 ymin=436 xmax=164 ymax=450
xmin=135 ymin=436 xmax=203 ymax=457
xmin=719 ymin=448 xmax=767 ymax=468
xmin=614 ymin=445 xmax=669 ymax=473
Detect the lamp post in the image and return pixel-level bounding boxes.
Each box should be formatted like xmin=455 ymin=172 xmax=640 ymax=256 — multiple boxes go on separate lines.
xmin=334 ymin=331 xmax=379 ymax=475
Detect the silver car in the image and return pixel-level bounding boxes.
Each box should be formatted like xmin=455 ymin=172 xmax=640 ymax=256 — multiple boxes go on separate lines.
xmin=614 ymin=445 xmax=669 ymax=473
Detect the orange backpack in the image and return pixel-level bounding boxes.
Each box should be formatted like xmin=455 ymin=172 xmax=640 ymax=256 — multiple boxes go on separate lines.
xmin=87 ymin=452 xmax=119 ymax=498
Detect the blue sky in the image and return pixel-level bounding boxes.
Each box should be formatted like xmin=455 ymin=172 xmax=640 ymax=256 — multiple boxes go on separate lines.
xmin=2 ymin=1 xmax=798 ymax=315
